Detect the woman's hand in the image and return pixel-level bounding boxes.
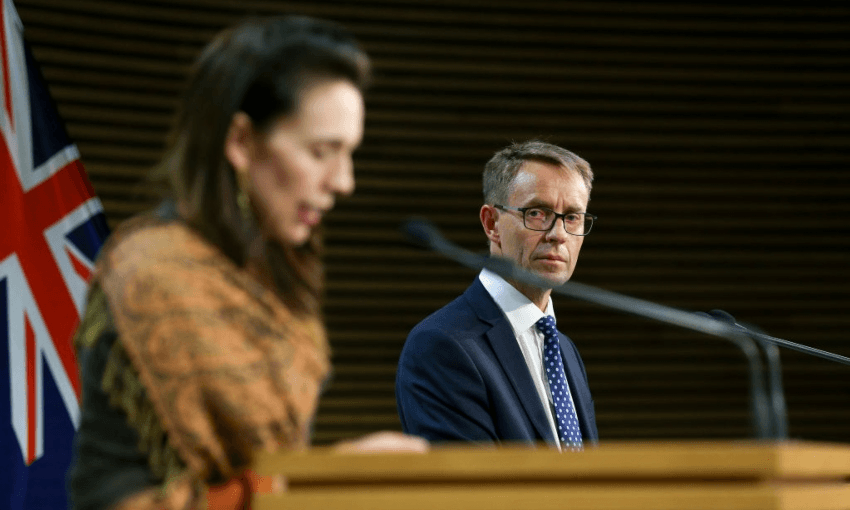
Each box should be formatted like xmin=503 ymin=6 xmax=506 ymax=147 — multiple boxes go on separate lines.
xmin=332 ymin=431 xmax=429 ymax=454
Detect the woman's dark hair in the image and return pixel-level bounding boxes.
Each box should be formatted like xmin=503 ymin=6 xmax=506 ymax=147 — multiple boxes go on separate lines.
xmin=158 ymin=16 xmax=370 ymax=316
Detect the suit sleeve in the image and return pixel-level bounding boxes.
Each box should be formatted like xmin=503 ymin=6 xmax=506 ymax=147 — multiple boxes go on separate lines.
xmin=396 ymin=327 xmax=498 ymax=443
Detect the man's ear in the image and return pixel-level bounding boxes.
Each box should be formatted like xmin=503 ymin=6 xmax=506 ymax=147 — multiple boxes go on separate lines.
xmin=480 ymin=204 xmax=500 ymax=246
xmin=224 ymin=112 xmax=255 ymax=184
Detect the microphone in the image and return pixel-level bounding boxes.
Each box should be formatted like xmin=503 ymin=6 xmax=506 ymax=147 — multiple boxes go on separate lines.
xmin=698 ymin=310 xmax=789 ymax=439
xmin=401 ymin=218 xmax=850 ymax=439
xmin=403 ymin=217 xmax=442 ymax=250
xmin=404 ymin=218 xmax=524 ymax=283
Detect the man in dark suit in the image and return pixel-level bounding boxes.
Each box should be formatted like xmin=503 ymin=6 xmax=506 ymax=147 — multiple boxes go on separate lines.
xmin=396 ymin=140 xmax=598 ymax=448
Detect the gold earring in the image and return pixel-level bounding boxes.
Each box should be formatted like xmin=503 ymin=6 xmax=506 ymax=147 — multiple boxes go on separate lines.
xmin=236 ymin=188 xmax=251 ymax=221
xmin=235 ymin=170 xmax=252 ymax=222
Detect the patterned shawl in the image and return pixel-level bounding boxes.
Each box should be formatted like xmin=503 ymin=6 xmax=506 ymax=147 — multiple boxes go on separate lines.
xmin=74 ymin=214 xmax=330 ymax=508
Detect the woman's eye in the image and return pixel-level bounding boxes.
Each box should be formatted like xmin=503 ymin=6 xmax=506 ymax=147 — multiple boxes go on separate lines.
xmin=312 ymin=146 xmax=332 ymax=160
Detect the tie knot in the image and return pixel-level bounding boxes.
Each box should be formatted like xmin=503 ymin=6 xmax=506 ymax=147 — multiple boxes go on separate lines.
xmin=535 ymin=316 xmax=557 ymax=336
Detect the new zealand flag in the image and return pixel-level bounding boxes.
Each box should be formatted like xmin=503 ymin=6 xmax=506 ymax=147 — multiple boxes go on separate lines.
xmin=0 ymin=0 xmax=109 ymax=508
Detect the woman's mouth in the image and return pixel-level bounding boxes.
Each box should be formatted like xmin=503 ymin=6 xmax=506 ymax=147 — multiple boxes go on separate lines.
xmin=298 ymin=205 xmax=322 ymax=227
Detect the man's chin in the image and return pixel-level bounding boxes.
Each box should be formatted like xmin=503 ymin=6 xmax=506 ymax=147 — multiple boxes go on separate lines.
xmin=528 ymin=264 xmax=570 ymax=286
xmin=543 ymin=274 xmax=570 ymax=287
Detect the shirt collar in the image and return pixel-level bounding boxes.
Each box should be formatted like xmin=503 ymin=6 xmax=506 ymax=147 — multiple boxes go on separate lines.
xmin=479 ymin=268 xmax=555 ymax=333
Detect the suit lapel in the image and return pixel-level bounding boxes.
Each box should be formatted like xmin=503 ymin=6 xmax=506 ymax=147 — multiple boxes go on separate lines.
xmin=464 ymin=280 xmax=557 ymax=445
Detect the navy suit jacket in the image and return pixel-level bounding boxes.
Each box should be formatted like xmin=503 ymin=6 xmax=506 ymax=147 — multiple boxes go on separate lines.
xmin=396 ymin=278 xmax=597 ymax=446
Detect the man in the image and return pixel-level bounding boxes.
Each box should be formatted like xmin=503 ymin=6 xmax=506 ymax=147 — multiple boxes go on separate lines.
xmin=396 ymin=140 xmax=598 ymax=448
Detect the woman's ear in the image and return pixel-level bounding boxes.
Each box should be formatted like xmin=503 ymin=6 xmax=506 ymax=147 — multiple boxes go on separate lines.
xmin=224 ymin=112 xmax=255 ymax=183
xmin=480 ymin=204 xmax=500 ymax=247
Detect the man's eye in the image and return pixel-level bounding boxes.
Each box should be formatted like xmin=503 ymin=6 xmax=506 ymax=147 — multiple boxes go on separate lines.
xmin=526 ymin=208 xmax=547 ymax=218
xmin=565 ymin=213 xmax=581 ymax=223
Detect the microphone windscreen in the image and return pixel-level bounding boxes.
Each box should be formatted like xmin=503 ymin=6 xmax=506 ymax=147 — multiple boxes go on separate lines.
xmin=401 ymin=218 xmax=440 ymax=249
xmin=709 ymin=309 xmax=737 ymax=323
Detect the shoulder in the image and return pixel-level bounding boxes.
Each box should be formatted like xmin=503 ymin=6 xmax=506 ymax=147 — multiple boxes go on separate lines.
xmin=397 ymin=296 xmax=483 ymax=382
xmin=99 ymin=216 xmax=216 ymax=274
xmin=400 ymin=282 xmax=500 ymax=367
xmin=95 ymin=217 xmax=237 ymax=300
xmin=407 ymin=283 xmax=487 ymax=340
xmin=92 ymin=216 xmax=283 ymax=346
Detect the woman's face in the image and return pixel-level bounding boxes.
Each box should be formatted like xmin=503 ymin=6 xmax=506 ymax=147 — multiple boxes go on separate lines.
xmin=228 ymin=79 xmax=365 ymax=246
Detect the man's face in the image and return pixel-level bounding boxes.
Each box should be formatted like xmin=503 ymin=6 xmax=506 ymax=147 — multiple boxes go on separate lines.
xmin=490 ymin=160 xmax=590 ymax=286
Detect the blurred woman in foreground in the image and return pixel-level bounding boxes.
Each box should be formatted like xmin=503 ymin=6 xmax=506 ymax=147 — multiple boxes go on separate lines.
xmin=69 ymin=16 xmax=427 ymax=510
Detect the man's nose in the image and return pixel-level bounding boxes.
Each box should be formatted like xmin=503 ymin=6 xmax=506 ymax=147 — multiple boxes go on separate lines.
xmin=544 ymin=217 xmax=570 ymax=241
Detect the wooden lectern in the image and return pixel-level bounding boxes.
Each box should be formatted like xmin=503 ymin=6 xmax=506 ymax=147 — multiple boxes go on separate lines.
xmin=252 ymin=441 xmax=850 ymax=510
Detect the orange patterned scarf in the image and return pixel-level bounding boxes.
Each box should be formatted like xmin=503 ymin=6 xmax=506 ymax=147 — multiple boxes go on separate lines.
xmin=77 ymin=214 xmax=330 ymax=508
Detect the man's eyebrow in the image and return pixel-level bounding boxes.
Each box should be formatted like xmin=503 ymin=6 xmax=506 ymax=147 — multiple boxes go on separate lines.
xmin=522 ymin=199 xmax=552 ymax=208
xmin=523 ymin=200 xmax=582 ymax=212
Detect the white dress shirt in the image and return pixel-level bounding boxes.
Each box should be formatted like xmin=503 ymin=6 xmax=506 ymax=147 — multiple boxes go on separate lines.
xmin=479 ymin=268 xmax=578 ymax=448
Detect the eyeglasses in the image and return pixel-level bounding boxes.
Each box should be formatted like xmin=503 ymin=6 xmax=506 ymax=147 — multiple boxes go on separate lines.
xmin=494 ymin=204 xmax=596 ymax=236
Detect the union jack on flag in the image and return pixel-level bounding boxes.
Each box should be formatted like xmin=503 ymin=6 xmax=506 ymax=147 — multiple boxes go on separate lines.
xmin=1 ymin=0 xmax=109 ymax=508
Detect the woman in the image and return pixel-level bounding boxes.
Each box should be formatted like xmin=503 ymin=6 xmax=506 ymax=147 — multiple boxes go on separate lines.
xmin=69 ymin=16 xmax=426 ymax=510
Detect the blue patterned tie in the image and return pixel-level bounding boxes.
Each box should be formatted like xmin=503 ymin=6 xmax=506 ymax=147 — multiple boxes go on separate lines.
xmin=535 ymin=316 xmax=582 ymax=448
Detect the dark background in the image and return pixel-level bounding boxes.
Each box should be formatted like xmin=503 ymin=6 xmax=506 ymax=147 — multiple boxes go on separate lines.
xmin=17 ymin=0 xmax=850 ymax=444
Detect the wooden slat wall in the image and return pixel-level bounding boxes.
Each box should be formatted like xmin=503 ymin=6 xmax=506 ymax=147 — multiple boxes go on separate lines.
xmin=16 ymin=0 xmax=850 ymax=444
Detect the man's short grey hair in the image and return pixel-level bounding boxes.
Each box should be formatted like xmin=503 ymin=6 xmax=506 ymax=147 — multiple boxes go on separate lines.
xmin=482 ymin=140 xmax=594 ymax=205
